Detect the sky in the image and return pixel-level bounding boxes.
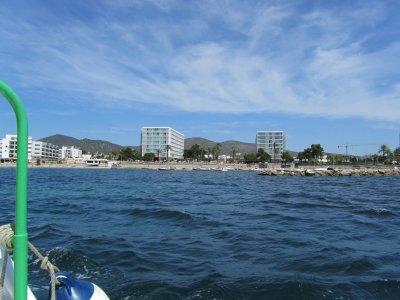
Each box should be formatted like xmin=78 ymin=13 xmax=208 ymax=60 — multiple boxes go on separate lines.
xmin=0 ymin=0 xmax=399 ymax=154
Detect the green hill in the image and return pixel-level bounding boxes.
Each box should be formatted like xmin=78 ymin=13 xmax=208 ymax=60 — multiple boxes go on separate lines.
xmin=40 ymin=134 xmax=124 ymax=154
xmin=40 ymin=134 xmax=297 ymax=156
xmin=185 ymin=137 xmax=256 ymax=155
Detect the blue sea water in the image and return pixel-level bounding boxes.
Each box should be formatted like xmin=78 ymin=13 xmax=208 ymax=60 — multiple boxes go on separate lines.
xmin=1 ymin=168 xmax=400 ymax=299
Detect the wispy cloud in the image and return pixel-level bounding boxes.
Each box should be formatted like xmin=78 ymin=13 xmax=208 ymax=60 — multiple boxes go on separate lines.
xmin=0 ymin=0 xmax=399 ymax=123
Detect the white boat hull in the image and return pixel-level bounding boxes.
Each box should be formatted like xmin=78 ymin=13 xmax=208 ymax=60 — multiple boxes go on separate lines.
xmin=0 ymin=246 xmax=36 ymax=299
xmin=1 ymin=246 xmax=109 ymax=299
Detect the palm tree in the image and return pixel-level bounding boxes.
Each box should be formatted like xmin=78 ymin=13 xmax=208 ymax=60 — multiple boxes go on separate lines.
xmin=231 ymin=145 xmax=238 ymax=162
xmin=166 ymin=145 xmax=171 ymax=162
xmin=379 ymin=144 xmax=390 ymax=157
xmin=212 ymin=143 xmax=221 ymax=160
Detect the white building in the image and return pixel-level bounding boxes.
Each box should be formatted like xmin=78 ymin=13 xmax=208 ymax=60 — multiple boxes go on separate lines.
xmin=0 ymin=134 xmax=33 ymax=161
xmin=141 ymin=127 xmax=184 ymax=160
xmin=0 ymin=134 xmax=60 ymax=161
xmin=31 ymin=141 xmax=60 ymax=161
xmin=256 ymin=131 xmax=286 ymax=160
xmin=60 ymin=146 xmax=83 ymax=159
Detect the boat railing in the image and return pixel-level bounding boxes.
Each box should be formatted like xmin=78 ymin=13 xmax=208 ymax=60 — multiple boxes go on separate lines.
xmin=0 ymin=81 xmax=29 ymax=300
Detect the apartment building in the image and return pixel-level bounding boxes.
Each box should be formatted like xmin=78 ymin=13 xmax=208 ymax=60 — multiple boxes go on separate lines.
xmin=256 ymin=131 xmax=286 ymax=160
xmin=0 ymin=134 xmax=60 ymax=161
xmin=60 ymin=146 xmax=83 ymax=159
xmin=31 ymin=141 xmax=60 ymax=160
xmin=0 ymin=134 xmax=33 ymax=161
xmin=141 ymin=127 xmax=184 ymax=160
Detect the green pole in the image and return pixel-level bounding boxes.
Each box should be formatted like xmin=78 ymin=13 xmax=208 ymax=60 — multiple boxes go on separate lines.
xmin=0 ymin=81 xmax=28 ymax=300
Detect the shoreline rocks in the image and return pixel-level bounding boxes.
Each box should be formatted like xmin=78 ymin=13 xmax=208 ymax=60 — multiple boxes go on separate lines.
xmin=258 ymin=167 xmax=400 ymax=177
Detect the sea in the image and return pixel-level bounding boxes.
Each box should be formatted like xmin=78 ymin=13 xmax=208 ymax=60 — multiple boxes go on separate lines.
xmin=1 ymin=168 xmax=400 ymax=299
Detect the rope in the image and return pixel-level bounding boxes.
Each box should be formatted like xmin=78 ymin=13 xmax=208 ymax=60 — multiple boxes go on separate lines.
xmin=28 ymin=242 xmax=59 ymax=300
xmin=0 ymin=224 xmax=59 ymax=300
xmin=0 ymin=224 xmax=14 ymax=298
xmin=0 ymin=224 xmax=13 ymax=252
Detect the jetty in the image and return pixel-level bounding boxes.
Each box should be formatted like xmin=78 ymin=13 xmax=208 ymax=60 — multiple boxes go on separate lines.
xmin=258 ymin=166 xmax=400 ymax=176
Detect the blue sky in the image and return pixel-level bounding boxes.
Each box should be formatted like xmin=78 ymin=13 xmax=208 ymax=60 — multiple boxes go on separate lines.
xmin=0 ymin=0 xmax=399 ymax=154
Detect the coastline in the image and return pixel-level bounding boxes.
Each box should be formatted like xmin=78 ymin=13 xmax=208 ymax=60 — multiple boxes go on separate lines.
xmin=0 ymin=162 xmax=399 ymax=176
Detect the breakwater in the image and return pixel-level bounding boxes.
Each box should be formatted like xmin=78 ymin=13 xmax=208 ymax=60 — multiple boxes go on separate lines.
xmin=259 ymin=167 xmax=400 ymax=176
xmin=1 ymin=161 xmax=399 ymax=176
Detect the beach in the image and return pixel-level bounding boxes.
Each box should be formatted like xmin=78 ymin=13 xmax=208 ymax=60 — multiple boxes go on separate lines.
xmin=0 ymin=161 xmax=399 ymax=176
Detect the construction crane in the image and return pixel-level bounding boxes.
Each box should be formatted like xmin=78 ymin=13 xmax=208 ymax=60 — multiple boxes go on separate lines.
xmin=337 ymin=143 xmax=381 ymax=156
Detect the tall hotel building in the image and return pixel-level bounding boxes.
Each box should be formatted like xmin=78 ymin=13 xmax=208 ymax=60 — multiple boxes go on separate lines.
xmin=256 ymin=131 xmax=286 ymax=160
xmin=141 ymin=127 xmax=184 ymax=160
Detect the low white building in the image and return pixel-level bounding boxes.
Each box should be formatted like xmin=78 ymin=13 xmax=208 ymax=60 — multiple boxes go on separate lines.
xmin=60 ymin=146 xmax=83 ymax=159
xmin=82 ymin=154 xmax=92 ymax=161
xmin=31 ymin=141 xmax=60 ymax=161
xmin=317 ymin=154 xmax=328 ymax=164
xmin=141 ymin=127 xmax=184 ymax=160
xmin=0 ymin=134 xmax=60 ymax=161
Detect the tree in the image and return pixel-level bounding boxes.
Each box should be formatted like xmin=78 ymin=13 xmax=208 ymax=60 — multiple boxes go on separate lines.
xmin=119 ymin=147 xmax=140 ymax=161
xmin=191 ymin=144 xmax=202 ymax=159
xmin=142 ymin=152 xmax=155 ymax=161
xmin=183 ymin=149 xmax=193 ymax=159
xmin=207 ymin=147 xmax=212 ymax=161
xmin=211 ymin=143 xmax=221 ymax=160
xmin=231 ymin=145 xmax=238 ymax=162
xmin=109 ymin=150 xmax=119 ymax=160
xmin=281 ymin=151 xmax=293 ymax=162
xmin=394 ymin=147 xmax=400 ymax=162
xmin=297 ymin=151 xmax=306 ymax=161
xmin=310 ymin=144 xmax=324 ymax=160
xmin=166 ymin=144 xmax=171 ymax=162
xmin=372 ymin=154 xmax=379 ymax=165
xmin=119 ymin=147 xmax=131 ymax=160
xmin=298 ymin=144 xmax=324 ymax=162
xmin=184 ymin=144 xmax=204 ymax=160
xmin=298 ymin=148 xmax=312 ymax=161
xmin=257 ymin=148 xmax=271 ymax=163
xmin=244 ymin=153 xmax=258 ymax=164
xmin=379 ymin=144 xmax=391 ymax=157
xmin=272 ymin=142 xmax=279 ymax=161
xmin=378 ymin=144 xmax=392 ymax=163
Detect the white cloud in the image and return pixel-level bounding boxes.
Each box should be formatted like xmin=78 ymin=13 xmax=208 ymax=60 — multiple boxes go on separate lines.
xmin=0 ymin=0 xmax=399 ymax=123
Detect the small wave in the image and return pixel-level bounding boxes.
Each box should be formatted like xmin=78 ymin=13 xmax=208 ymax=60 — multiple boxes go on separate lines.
xmin=262 ymin=212 xmax=302 ymax=222
xmin=344 ymin=257 xmax=378 ymax=275
xmin=129 ymin=208 xmax=193 ymax=222
xmin=30 ymin=223 xmax=67 ymax=240
xmin=358 ymin=208 xmax=394 ymax=217
xmin=112 ymin=278 xmax=400 ymax=299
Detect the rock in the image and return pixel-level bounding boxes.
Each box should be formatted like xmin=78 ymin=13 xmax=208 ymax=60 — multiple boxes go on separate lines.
xmin=305 ymin=169 xmax=316 ymax=176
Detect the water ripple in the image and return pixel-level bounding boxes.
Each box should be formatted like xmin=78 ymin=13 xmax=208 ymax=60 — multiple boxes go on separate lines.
xmin=0 ymin=168 xmax=399 ymax=299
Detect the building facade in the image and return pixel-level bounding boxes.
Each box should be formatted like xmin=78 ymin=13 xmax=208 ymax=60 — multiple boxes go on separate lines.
xmin=256 ymin=131 xmax=286 ymax=160
xmin=31 ymin=141 xmax=60 ymax=160
xmin=141 ymin=127 xmax=184 ymax=160
xmin=0 ymin=134 xmax=33 ymax=161
xmin=60 ymin=146 xmax=83 ymax=159
xmin=0 ymin=135 xmax=61 ymax=161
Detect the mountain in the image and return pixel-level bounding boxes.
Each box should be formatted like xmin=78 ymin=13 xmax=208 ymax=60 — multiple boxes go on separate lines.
xmin=41 ymin=134 xmax=296 ymax=156
xmin=40 ymin=134 xmax=124 ymax=154
xmin=185 ymin=137 xmax=256 ymax=155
